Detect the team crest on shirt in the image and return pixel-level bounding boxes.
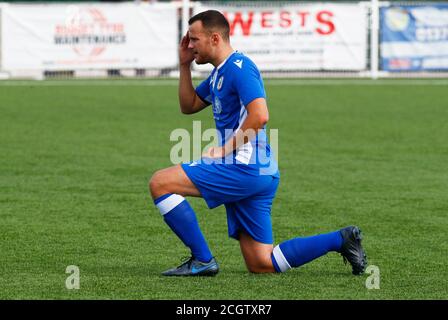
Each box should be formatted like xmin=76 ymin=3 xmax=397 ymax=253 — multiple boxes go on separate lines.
xmin=217 ymin=76 xmax=224 ymax=90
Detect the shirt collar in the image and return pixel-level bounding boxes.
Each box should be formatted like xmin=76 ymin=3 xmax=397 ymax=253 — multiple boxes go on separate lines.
xmin=217 ymin=50 xmax=237 ymax=70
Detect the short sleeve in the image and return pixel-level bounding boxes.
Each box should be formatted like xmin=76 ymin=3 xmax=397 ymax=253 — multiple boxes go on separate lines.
xmin=195 ymin=74 xmax=212 ymax=104
xmin=233 ymin=62 xmax=266 ymax=107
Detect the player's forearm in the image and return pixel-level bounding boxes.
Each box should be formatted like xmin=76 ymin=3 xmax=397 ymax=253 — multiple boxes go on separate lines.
xmin=178 ymin=64 xmax=196 ymax=114
xmin=223 ymin=112 xmax=268 ymax=155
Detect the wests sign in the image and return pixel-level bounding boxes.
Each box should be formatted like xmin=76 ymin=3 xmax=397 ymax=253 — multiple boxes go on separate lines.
xmin=225 ymin=10 xmax=336 ymax=36
xmin=194 ymin=4 xmax=368 ymax=71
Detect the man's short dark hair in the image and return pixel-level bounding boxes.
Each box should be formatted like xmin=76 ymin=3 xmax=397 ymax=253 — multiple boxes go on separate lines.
xmin=189 ymin=10 xmax=230 ymax=41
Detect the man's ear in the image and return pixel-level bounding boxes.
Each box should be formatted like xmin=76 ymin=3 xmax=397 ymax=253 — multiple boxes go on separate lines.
xmin=211 ymin=33 xmax=220 ymax=45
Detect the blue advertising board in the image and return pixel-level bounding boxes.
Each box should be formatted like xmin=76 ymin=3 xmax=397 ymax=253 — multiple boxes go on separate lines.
xmin=380 ymin=4 xmax=448 ymax=71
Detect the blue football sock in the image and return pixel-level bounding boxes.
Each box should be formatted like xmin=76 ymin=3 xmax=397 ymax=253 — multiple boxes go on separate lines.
xmin=154 ymin=193 xmax=213 ymax=263
xmin=271 ymin=230 xmax=343 ymax=272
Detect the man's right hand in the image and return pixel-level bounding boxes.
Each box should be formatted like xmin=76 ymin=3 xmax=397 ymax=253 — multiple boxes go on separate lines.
xmin=179 ymin=32 xmax=194 ymax=66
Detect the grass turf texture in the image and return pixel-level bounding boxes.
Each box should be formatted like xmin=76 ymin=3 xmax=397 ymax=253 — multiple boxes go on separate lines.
xmin=0 ymin=79 xmax=447 ymax=299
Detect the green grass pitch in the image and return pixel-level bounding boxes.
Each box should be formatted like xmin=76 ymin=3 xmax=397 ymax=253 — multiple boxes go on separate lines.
xmin=0 ymin=79 xmax=447 ymax=299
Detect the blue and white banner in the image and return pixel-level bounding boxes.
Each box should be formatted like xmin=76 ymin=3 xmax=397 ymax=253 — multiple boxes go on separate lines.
xmin=381 ymin=4 xmax=448 ymax=71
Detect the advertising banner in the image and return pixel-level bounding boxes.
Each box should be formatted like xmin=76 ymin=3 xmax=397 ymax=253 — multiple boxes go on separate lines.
xmin=1 ymin=3 xmax=178 ymax=71
xmin=194 ymin=3 xmax=368 ymax=71
xmin=381 ymin=4 xmax=448 ymax=71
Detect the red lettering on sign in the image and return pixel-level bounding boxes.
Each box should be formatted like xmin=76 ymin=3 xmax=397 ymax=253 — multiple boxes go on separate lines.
xmin=261 ymin=11 xmax=273 ymax=28
xmin=224 ymin=12 xmax=254 ymax=36
xmin=279 ymin=11 xmax=292 ymax=28
xmin=316 ymin=11 xmax=335 ymax=35
xmin=297 ymin=11 xmax=310 ymax=27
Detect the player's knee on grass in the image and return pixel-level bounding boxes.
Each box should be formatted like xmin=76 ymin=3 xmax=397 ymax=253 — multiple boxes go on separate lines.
xmin=239 ymin=232 xmax=276 ymax=273
xmin=243 ymin=253 xmax=275 ymax=274
xmin=245 ymin=260 xmax=275 ymax=274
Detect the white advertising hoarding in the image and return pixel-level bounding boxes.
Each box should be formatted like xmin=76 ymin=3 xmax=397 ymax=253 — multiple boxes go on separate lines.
xmin=1 ymin=3 xmax=178 ymax=71
xmin=194 ymin=3 xmax=368 ymax=71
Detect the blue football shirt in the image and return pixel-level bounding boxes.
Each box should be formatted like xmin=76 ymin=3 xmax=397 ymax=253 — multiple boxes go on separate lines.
xmin=195 ymin=51 xmax=278 ymax=176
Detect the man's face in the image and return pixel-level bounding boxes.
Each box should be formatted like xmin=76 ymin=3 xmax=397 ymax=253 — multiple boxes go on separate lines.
xmin=188 ymin=21 xmax=213 ymax=65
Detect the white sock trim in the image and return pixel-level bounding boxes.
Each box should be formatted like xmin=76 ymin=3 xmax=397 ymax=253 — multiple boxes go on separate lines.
xmin=273 ymin=245 xmax=292 ymax=272
xmin=156 ymin=194 xmax=185 ymax=216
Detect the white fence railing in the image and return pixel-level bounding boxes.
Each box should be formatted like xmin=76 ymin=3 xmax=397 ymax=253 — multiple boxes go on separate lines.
xmin=0 ymin=1 xmax=447 ymax=79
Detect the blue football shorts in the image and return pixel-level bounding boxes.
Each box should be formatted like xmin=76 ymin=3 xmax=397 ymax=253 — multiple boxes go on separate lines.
xmin=181 ymin=160 xmax=280 ymax=244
